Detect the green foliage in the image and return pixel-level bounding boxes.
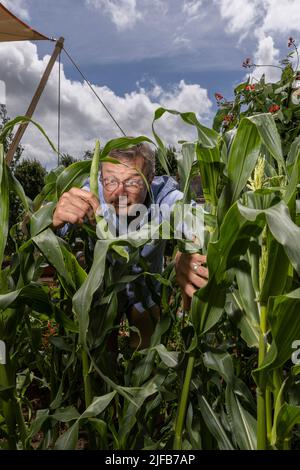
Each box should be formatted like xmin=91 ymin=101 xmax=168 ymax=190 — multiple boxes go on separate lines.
xmin=59 ymin=153 xmax=78 ymax=168
xmin=1 ymin=46 xmax=300 ymax=450
xmin=155 ymin=146 xmax=178 ymax=177
xmin=213 ymin=45 xmax=300 ymax=161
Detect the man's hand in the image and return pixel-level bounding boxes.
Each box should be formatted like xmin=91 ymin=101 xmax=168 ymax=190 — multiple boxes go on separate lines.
xmin=175 ymin=252 xmax=208 ymax=310
xmin=52 ymin=187 xmax=100 ymax=229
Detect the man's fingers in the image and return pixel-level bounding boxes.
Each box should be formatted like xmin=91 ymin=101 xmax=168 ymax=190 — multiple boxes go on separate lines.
xmin=184 ymin=283 xmax=197 ymax=299
xmin=59 ymin=207 xmax=85 ymax=225
xmin=53 ymin=187 xmax=101 ymax=229
xmin=60 ymin=195 xmax=91 ymax=215
xmin=69 ymin=187 xmax=100 ymax=212
xmin=188 ymin=265 xmax=209 ymax=281
xmin=188 ymin=253 xmax=207 ymax=266
xmin=189 ymin=272 xmax=208 ymax=289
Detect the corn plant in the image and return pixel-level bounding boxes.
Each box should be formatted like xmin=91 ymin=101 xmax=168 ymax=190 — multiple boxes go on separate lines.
xmin=1 ymin=101 xmax=300 ymax=450
xmin=152 ymin=108 xmax=300 ymax=450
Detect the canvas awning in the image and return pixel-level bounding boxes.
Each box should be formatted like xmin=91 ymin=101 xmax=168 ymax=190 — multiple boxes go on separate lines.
xmin=0 ymin=3 xmax=49 ymax=42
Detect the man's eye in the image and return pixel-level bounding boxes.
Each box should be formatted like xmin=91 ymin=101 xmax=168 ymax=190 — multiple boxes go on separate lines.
xmin=126 ymin=180 xmax=141 ymax=186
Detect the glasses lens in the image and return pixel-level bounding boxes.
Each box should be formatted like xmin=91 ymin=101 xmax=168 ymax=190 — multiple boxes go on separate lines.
xmin=103 ymin=179 xmax=118 ymax=192
xmin=101 ymin=177 xmax=144 ymax=193
xmin=124 ymin=180 xmax=143 ymax=193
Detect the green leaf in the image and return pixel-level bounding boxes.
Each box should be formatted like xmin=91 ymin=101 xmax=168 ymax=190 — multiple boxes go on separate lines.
xmin=72 ymin=240 xmax=110 ymax=346
xmin=176 ymin=142 xmax=196 ymax=194
xmin=209 ymin=202 xmax=265 ymax=283
xmin=32 ymin=229 xmax=75 ymax=291
xmin=275 ymin=404 xmax=300 ymax=443
xmin=30 ymin=202 xmax=56 ymax=237
xmin=0 ymin=283 xmax=51 ymax=314
xmin=196 ymin=143 xmax=222 ymax=206
xmin=7 ymin=168 xmax=31 ymax=213
xmin=81 ymin=391 xmax=116 ymax=419
xmin=56 ymin=160 xmax=91 ymax=199
xmin=202 ymin=351 xmax=234 ymax=384
xmin=254 ymin=288 xmax=300 ymax=377
xmin=0 ymin=116 xmax=57 ymax=154
xmin=152 ymin=107 xmax=218 ymax=148
xmin=219 ymin=113 xmax=284 ymax=214
xmin=51 ymin=406 xmax=80 ymax=422
xmin=225 ymin=385 xmax=257 ymax=450
xmin=238 ymin=200 xmax=300 ymax=276
xmin=286 ymin=134 xmax=300 ymax=176
xmin=198 ymin=395 xmax=234 ymax=450
xmin=259 ymin=230 xmax=290 ymax=302
xmin=230 ymin=288 xmax=260 ymax=349
xmin=0 ymin=145 xmax=9 ymax=269
xmin=151 ymin=344 xmax=179 ymax=368
xmin=101 ymin=136 xmax=154 ymax=159
xmin=54 ymin=421 xmax=79 ymax=450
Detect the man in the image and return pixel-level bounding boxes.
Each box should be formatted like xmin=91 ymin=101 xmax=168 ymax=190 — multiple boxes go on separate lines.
xmin=52 ymin=142 xmax=208 ymax=348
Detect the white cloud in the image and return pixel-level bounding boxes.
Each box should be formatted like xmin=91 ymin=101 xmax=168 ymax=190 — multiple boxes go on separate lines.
xmin=86 ymin=0 xmax=142 ymax=31
xmin=1 ymin=0 xmax=30 ymax=21
xmin=160 ymin=80 xmax=211 ymax=118
xmin=0 ymin=42 xmax=212 ymax=170
xmin=182 ymin=1 xmax=203 ymax=18
xmin=215 ymin=0 xmax=260 ymax=34
xmin=261 ymin=0 xmax=300 ymax=35
xmin=251 ymin=33 xmax=281 ymax=82
xmin=216 ymin=0 xmax=300 ymax=37
xmin=215 ymin=0 xmax=298 ymax=81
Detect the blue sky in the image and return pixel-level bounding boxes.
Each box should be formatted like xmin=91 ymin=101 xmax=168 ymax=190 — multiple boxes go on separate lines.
xmin=28 ymin=0 xmax=249 ymax=98
xmin=0 ymin=0 xmax=299 ymax=169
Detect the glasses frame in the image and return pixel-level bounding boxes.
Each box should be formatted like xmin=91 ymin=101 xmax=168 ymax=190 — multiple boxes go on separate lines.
xmin=99 ymin=175 xmax=146 ymax=194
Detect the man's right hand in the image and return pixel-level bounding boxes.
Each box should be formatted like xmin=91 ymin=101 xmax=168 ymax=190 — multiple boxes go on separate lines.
xmin=52 ymin=187 xmax=100 ymax=229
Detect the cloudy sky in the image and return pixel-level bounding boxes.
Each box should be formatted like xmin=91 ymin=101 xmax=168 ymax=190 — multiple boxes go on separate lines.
xmin=0 ymin=0 xmax=299 ymax=169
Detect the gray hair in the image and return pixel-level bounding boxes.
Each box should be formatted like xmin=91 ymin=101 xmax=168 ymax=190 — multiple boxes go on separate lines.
xmin=108 ymin=142 xmax=155 ymax=181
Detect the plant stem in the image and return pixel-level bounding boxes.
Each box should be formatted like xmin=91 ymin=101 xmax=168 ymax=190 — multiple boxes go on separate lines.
xmin=257 ymin=303 xmax=268 ymax=450
xmin=14 ymin=396 xmax=27 ymax=449
xmin=82 ymin=348 xmax=93 ymax=408
xmin=265 ymin=386 xmax=272 ymax=442
xmin=173 ymin=354 xmax=195 ymax=450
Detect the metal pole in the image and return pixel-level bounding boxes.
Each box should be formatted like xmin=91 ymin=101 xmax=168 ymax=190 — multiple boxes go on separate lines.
xmin=5 ymin=36 xmax=64 ymax=166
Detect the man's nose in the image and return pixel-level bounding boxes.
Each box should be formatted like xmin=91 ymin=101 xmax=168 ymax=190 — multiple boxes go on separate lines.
xmin=114 ymin=182 xmax=127 ymax=196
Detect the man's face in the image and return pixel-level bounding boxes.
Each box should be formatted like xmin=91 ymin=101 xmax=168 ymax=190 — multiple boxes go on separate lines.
xmin=101 ymin=156 xmax=149 ymax=215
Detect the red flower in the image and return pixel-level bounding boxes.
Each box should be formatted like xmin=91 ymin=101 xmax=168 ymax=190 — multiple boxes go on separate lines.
xmin=268 ymin=104 xmax=280 ymax=113
xmin=245 ymin=84 xmax=256 ymax=91
xmin=214 ymin=92 xmax=224 ymax=101
xmin=223 ymin=114 xmax=234 ymax=126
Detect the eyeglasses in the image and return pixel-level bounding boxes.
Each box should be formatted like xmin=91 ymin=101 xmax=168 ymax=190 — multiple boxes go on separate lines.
xmin=100 ymin=176 xmax=145 ymax=194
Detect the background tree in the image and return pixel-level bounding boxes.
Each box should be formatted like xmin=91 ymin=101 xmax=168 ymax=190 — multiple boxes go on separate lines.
xmin=59 ymin=153 xmax=78 ymax=167
xmin=155 ymin=145 xmax=178 ymax=177
xmin=8 ymin=158 xmax=47 ymax=254
xmin=0 ymin=104 xmax=23 ymax=169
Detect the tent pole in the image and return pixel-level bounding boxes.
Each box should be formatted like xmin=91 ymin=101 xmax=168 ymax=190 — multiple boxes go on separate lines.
xmin=5 ymin=36 xmax=64 ymax=166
